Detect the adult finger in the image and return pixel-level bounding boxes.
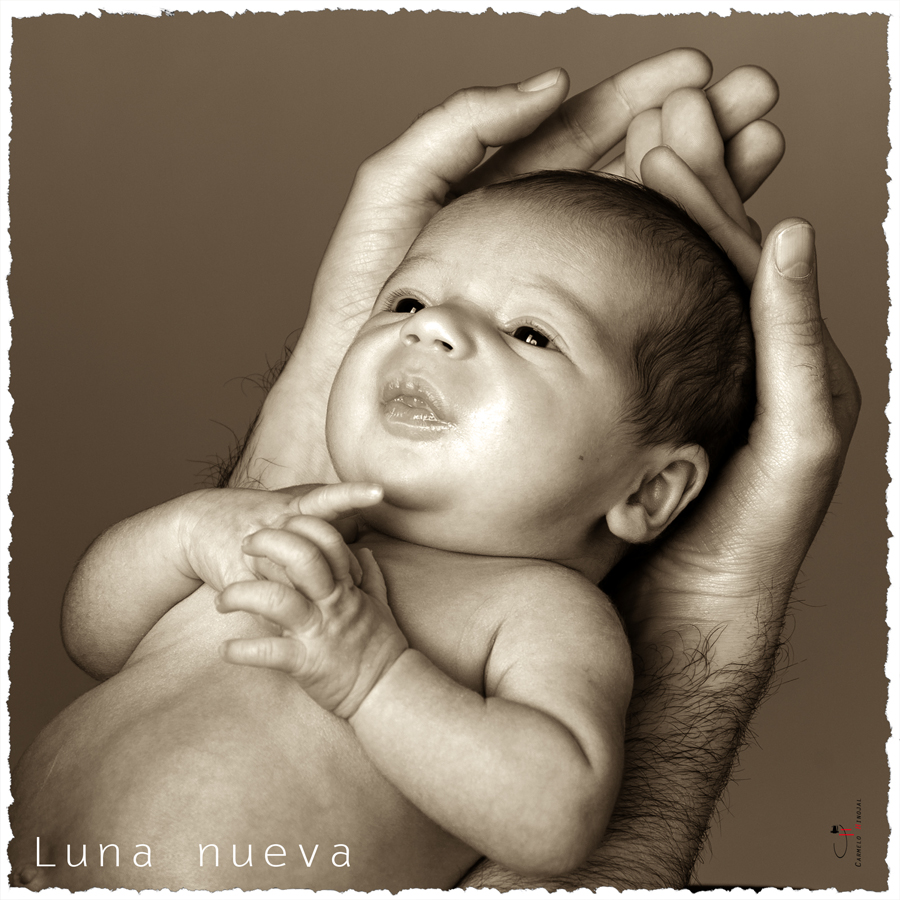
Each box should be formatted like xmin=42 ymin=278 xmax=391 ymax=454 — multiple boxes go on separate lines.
xmin=602 ymin=119 xmax=783 ymax=204
xmin=604 ymin=67 xmax=782 ymax=199
xmin=220 ymin=635 xmax=308 ymax=675
xmin=641 ymin=147 xmax=761 ymax=284
xmin=218 ymin=580 xmax=317 ymax=633
xmin=748 ymin=216 xmax=763 ymax=244
xmin=705 ymin=65 xmax=782 ymax=203
xmin=661 ymin=87 xmax=749 ymax=231
xmin=457 ymin=47 xmax=713 ymax=189
xmin=724 ymin=119 xmax=786 ymax=201
xmin=623 ymin=108 xmax=662 ymax=183
xmin=705 ymin=65 xmax=779 ymax=141
xmin=243 ymin=529 xmax=337 ymax=601
xmin=355 ymin=68 xmax=571 ymax=213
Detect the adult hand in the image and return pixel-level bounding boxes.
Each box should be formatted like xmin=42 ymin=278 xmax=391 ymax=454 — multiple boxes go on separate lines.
xmin=629 ymin=152 xmax=859 ymax=633
xmin=462 ymin=180 xmax=860 ymax=889
xmin=600 ymin=215 xmax=858 ymax=891
xmin=230 ymin=49 xmax=782 ymax=491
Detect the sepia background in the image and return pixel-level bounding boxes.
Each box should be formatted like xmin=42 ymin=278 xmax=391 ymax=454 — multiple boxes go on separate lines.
xmin=7 ymin=8 xmax=890 ymax=890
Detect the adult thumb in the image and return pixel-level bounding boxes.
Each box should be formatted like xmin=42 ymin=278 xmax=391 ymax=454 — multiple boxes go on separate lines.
xmin=751 ymin=219 xmax=834 ymax=446
xmin=362 ymin=69 xmax=570 ymax=202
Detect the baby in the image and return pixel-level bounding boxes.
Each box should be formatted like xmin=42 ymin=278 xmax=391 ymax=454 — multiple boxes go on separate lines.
xmin=10 ymin=171 xmax=754 ymax=891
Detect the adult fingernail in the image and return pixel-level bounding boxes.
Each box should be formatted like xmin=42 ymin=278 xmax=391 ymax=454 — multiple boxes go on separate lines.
xmin=518 ymin=67 xmax=561 ymax=92
xmin=775 ymin=223 xmax=815 ymax=279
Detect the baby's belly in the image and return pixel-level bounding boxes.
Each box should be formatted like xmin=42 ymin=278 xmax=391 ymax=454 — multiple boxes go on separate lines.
xmin=10 ymin=588 xmax=477 ymax=891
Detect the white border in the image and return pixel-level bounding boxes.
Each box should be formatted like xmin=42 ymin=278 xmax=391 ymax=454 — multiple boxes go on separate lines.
xmin=1 ymin=3 xmax=894 ymax=899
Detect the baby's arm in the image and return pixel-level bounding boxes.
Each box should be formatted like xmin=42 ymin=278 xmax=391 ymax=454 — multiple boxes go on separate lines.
xmin=62 ymin=483 xmax=382 ymax=680
xmin=354 ymin=569 xmax=631 ymax=876
xmin=220 ymin=528 xmax=632 ymax=876
xmin=63 ymin=493 xmax=212 ymax=680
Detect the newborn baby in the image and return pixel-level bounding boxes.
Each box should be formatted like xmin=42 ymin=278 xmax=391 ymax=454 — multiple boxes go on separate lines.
xmin=10 ymin=171 xmax=754 ymax=891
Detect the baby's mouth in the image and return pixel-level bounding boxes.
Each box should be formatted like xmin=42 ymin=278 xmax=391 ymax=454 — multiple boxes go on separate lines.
xmin=381 ymin=378 xmax=454 ymax=430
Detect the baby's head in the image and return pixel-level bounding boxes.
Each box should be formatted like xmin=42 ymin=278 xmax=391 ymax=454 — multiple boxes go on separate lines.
xmin=327 ymin=171 xmax=754 ymax=575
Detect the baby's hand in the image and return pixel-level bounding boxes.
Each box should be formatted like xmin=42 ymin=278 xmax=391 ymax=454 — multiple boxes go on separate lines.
xmin=182 ymin=482 xmax=383 ymax=593
xmin=216 ymin=520 xmax=408 ymax=719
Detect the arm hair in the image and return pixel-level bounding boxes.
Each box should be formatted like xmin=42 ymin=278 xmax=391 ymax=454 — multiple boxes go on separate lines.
xmin=459 ymin=595 xmax=788 ymax=890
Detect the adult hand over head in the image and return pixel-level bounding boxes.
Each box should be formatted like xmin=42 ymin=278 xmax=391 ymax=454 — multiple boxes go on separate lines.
xmin=230 ymin=49 xmax=782 ymax=491
xmin=614 ymin=66 xmax=784 ymax=239
xmin=462 ymin=174 xmax=860 ymax=890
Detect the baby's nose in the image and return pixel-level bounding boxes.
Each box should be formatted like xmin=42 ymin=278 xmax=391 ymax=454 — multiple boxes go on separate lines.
xmin=400 ymin=306 xmax=475 ymax=359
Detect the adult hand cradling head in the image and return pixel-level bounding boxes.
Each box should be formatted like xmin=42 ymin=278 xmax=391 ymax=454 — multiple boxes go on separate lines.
xmin=225 ymin=50 xmax=859 ymax=890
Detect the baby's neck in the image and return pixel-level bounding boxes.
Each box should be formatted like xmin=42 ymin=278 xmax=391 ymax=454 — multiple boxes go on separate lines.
xmin=549 ymin=530 xmax=628 ymax=584
xmin=360 ymin=521 xmax=626 ymax=586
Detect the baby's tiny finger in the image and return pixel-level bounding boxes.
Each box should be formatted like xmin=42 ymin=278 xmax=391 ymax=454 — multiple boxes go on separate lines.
xmin=220 ymin=636 xmax=308 ymax=675
xmin=358 ymin=548 xmax=388 ymax=605
xmin=348 ymin=549 xmax=363 ymax=587
xmin=282 ymin=516 xmax=354 ymax=585
xmin=243 ymin=528 xmax=336 ymax=601
xmin=218 ymin=580 xmax=317 ymax=632
xmin=294 ymin=482 xmax=383 ymax=521
xmin=249 ymin=554 xmax=293 ymax=587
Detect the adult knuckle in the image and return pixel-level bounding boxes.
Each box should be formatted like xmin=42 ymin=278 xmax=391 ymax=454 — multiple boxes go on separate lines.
xmin=354 ymin=151 xmax=399 ymax=191
xmin=557 ymin=102 xmax=598 ymax=157
xmin=609 ymin=71 xmax=637 ymax=120
xmin=444 ymin=85 xmax=483 ymax=114
xmin=786 ymin=418 xmax=843 ymax=473
xmin=783 ymin=315 xmax=825 ymax=347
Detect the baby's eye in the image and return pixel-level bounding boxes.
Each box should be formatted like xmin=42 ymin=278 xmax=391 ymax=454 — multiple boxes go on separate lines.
xmin=511 ymin=325 xmax=552 ymax=348
xmin=393 ymin=297 xmax=425 ymax=314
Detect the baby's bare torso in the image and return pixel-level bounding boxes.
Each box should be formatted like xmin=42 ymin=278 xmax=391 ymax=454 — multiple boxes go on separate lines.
xmin=11 ymin=533 xmax=528 ymax=891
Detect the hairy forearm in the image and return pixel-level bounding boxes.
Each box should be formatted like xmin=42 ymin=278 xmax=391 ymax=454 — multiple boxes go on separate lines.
xmin=459 ymin=588 xmax=787 ymax=890
xmin=62 ymin=495 xmax=202 ymax=680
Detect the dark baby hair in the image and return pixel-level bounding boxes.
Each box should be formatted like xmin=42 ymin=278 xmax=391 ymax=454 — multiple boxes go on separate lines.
xmin=469 ymin=170 xmax=756 ymax=475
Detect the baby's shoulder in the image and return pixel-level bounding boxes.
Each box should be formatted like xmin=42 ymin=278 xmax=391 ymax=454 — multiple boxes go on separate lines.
xmin=490 ymin=559 xmax=625 ymax=636
xmin=482 ymin=560 xmax=633 ymax=708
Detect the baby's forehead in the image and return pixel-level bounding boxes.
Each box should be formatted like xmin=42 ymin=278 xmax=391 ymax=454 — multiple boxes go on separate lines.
xmin=415 ymin=189 xmax=617 ymax=260
xmin=394 ymin=192 xmax=652 ymax=346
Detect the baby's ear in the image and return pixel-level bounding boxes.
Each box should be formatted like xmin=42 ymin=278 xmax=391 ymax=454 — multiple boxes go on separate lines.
xmin=605 ymin=445 xmax=709 ymax=544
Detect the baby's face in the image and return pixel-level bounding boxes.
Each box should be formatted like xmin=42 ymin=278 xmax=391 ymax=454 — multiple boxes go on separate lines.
xmin=326 ymin=194 xmax=656 ymax=560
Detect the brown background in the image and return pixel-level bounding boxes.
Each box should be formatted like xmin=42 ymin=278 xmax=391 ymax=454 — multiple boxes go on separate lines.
xmin=7 ymin=9 xmax=890 ymax=890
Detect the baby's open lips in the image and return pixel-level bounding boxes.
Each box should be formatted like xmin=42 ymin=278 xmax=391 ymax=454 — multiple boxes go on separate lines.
xmin=380 ymin=377 xmax=454 ymax=428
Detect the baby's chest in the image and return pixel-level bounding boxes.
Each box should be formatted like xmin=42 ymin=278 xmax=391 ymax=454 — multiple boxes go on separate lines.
xmin=353 ymin=537 xmax=511 ymax=696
